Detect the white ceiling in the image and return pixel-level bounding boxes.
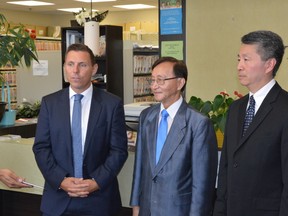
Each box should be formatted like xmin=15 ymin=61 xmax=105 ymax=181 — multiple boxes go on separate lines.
xmin=0 ymin=0 xmax=158 ymax=15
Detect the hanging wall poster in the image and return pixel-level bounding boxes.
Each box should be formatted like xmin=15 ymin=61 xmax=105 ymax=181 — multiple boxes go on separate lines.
xmin=161 ymin=41 xmax=183 ymax=60
xmin=160 ymin=0 xmax=183 ymax=35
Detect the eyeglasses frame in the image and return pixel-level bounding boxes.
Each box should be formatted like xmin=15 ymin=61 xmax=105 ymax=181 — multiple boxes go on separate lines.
xmin=149 ymin=76 xmax=180 ymax=86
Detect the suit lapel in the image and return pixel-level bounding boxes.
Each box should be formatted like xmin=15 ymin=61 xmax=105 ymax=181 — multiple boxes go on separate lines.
xmin=83 ymin=88 xmax=102 ymax=157
xmin=235 ymin=83 xmax=281 ymax=152
xmin=153 ymin=102 xmax=187 ymax=177
xmin=59 ymin=89 xmax=74 ymax=160
xmin=234 ymin=96 xmax=249 ymax=149
xmin=146 ymin=105 xmax=160 ymax=173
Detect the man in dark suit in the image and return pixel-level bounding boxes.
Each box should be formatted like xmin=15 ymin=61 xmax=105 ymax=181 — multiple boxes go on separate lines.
xmin=213 ymin=30 xmax=288 ymax=216
xmin=130 ymin=57 xmax=218 ymax=216
xmin=33 ymin=44 xmax=128 ymax=216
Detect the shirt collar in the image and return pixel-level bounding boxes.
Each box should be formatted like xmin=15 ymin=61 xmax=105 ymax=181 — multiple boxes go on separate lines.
xmin=69 ymin=84 xmax=93 ymax=99
xmin=249 ymin=79 xmax=275 ymax=112
xmin=160 ymin=96 xmax=183 ymax=119
xmin=250 ymin=79 xmax=275 ymax=100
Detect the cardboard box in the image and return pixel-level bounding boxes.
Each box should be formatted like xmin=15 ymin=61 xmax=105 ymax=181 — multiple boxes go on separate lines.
xmin=36 ymin=26 xmax=47 ymax=36
xmin=141 ymin=21 xmax=158 ymax=33
xmin=47 ymin=26 xmax=61 ymax=38
xmin=124 ymin=22 xmax=141 ymax=32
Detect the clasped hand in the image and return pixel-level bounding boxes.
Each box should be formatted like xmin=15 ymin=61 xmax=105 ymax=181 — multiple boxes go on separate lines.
xmin=60 ymin=177 xmax=99 ymax=198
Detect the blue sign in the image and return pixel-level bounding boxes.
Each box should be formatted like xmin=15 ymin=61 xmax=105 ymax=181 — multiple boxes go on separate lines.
xmin=160 ymin=7 xmax=183 ymax=35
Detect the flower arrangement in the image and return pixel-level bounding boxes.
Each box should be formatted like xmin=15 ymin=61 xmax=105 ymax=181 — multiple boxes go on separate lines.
xmin=74 ymin=8 xmax=109 ymax=26
xmin=188 ymin=91 xmax=243 ymax=134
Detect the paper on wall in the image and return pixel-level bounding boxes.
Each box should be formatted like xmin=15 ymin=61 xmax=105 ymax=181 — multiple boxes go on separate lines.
xmin=33 ymin=60 xmax=48 ymax=76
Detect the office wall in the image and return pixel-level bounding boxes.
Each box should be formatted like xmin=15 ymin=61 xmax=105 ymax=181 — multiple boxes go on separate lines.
xmin=4 ymin=2 xmax=288 ymax=102
xmin=2 ymin=9 xmax=158 ymax=28
xmin=16 ymin=51 xmax=62 ymax=103
xmin=186 ymin=0 xmax=288 ymax=101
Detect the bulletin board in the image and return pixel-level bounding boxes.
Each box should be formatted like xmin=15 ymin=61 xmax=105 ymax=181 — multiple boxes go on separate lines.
xmin=159 ymin=0 xmax=186 ymax=61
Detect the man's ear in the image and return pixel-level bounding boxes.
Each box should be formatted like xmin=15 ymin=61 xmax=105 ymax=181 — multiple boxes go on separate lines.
xmin=265 ymin=58 xmax=276 ymax=74
xmin=177 ymin=78 xmax=185 ymax=91
xmin=92 ymin=63 xmax=98 ymax=76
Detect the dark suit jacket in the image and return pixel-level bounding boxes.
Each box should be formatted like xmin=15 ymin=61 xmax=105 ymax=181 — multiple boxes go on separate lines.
xmin=33 ymin=87 xmax=128 ymax=216
xmin=213 ymin=82 xmax=288 ymax=216
xmin=130 ymin=101 xmax=218 ymax=216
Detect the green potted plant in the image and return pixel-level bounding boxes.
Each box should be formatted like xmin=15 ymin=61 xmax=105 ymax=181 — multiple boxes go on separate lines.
xmin=0 ymin=13 xmax=38 ymax=69
xmin=188 ymin=91 xmax=243 ymax=148
xmin=0 ymin=13 xmax=38 ymax=121
xmin=16 ymin=100 xmax=41 ymax=119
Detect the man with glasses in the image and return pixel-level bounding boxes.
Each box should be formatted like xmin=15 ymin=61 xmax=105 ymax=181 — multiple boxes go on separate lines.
xmin=130 ymin=56 xmax=218 ymax=216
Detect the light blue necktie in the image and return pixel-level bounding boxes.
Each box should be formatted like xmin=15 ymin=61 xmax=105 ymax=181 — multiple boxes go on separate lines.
xmin=156 ymin=109 xmax=169 ymax=164
xmin=72 ymin=94 xmax=84 ymax=178
xmin=243 ymin=95 xmax=255 ymax=136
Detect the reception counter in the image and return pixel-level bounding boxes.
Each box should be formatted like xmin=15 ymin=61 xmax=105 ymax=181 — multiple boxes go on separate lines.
xmin=0 ymin=138 xmax=43 ymax=195
xmin=0 ymin=137 xmax=135 ymax=213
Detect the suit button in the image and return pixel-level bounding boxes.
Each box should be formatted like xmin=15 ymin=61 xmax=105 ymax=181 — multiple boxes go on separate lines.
xmin=233 ymin=162 xmax=238 ymax=168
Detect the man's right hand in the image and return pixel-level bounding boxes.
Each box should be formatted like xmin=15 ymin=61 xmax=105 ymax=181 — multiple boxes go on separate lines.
xmin=60 ymin=177 xmax=91 ymax=198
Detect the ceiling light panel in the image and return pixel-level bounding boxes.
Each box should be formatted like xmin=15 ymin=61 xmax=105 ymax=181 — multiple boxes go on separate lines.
xmin=57 ymin=8 xmax=95 ymax=13
xmin=7 ymin=1 xmax=55 ymax=6
xmin=75 ymin=0 xmax=116 ymax=2
xmin=113 ymin=4 xmax=156 ymax=10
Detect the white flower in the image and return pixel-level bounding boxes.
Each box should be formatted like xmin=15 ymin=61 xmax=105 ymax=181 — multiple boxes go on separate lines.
xmin=74 ymin=8 xmax=109 ymax=26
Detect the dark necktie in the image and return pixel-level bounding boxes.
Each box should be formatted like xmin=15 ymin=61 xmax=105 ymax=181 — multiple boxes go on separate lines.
xmin=156 ymin=109 xmax=169 ymax=164
xmin=72 ymin=94 xmax=84 ymax=178
xmin=243 ymin=95 xmax=255 ymax=136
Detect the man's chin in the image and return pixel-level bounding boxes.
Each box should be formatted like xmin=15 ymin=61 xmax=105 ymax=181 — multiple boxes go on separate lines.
xmin=153 ymin=95 xmax=162 ymax=102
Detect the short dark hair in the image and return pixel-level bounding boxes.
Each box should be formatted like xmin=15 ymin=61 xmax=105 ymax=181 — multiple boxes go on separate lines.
xmin=152 ymin=56 xmax=188 ymax=92
xmin=241 ymin=30 xmax=284 ymax=77
xmin=65 ymin=43 xmax=96 ymax=65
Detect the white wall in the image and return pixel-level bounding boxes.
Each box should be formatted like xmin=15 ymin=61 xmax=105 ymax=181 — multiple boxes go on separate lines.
xmin=16 ymin=51 xmax=62 ymax=103
xmin=186 ymin=0 xmax=288 ymax=101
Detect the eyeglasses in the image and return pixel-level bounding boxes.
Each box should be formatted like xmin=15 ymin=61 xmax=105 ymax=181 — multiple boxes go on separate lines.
xmin=148 ymin=77 xmax=179 ymax=86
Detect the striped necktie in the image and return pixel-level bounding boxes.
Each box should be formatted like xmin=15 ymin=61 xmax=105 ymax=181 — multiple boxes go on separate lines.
xmin=243 ymin=95 xmax=255 ymax=136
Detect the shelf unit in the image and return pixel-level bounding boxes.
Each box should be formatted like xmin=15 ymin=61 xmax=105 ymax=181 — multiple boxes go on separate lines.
xmin=34 ymin=37 xmax=61 ymax=51
xmin=61 ymin=25 xmax=123 ymax=100
xmin=123 ymin=41 xmax=159 ymax=104
xmin=0 ymin=67 xmax=17 ymax=109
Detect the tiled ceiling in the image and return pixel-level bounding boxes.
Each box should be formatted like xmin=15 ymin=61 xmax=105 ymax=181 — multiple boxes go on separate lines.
xmin=0 ymin=0 xmax=158 ymax=15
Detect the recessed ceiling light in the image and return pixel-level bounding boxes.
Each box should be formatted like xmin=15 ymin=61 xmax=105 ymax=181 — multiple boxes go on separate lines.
xmin=7 ymin=1 xmax=54 ymax=6
xmin=113 ymin=4 xmax=156 ymax=10
xmin=58 ymin=8 xmax=98 ymax=13
xmin=75 ymin=0 xmax=116 ymax=2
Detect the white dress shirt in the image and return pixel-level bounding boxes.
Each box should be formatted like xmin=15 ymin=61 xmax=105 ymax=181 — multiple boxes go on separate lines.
xmin=248 ymin=79 xmax=275 ymax=114
xmin=69 ymin=84 xmax=93 ymax=153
